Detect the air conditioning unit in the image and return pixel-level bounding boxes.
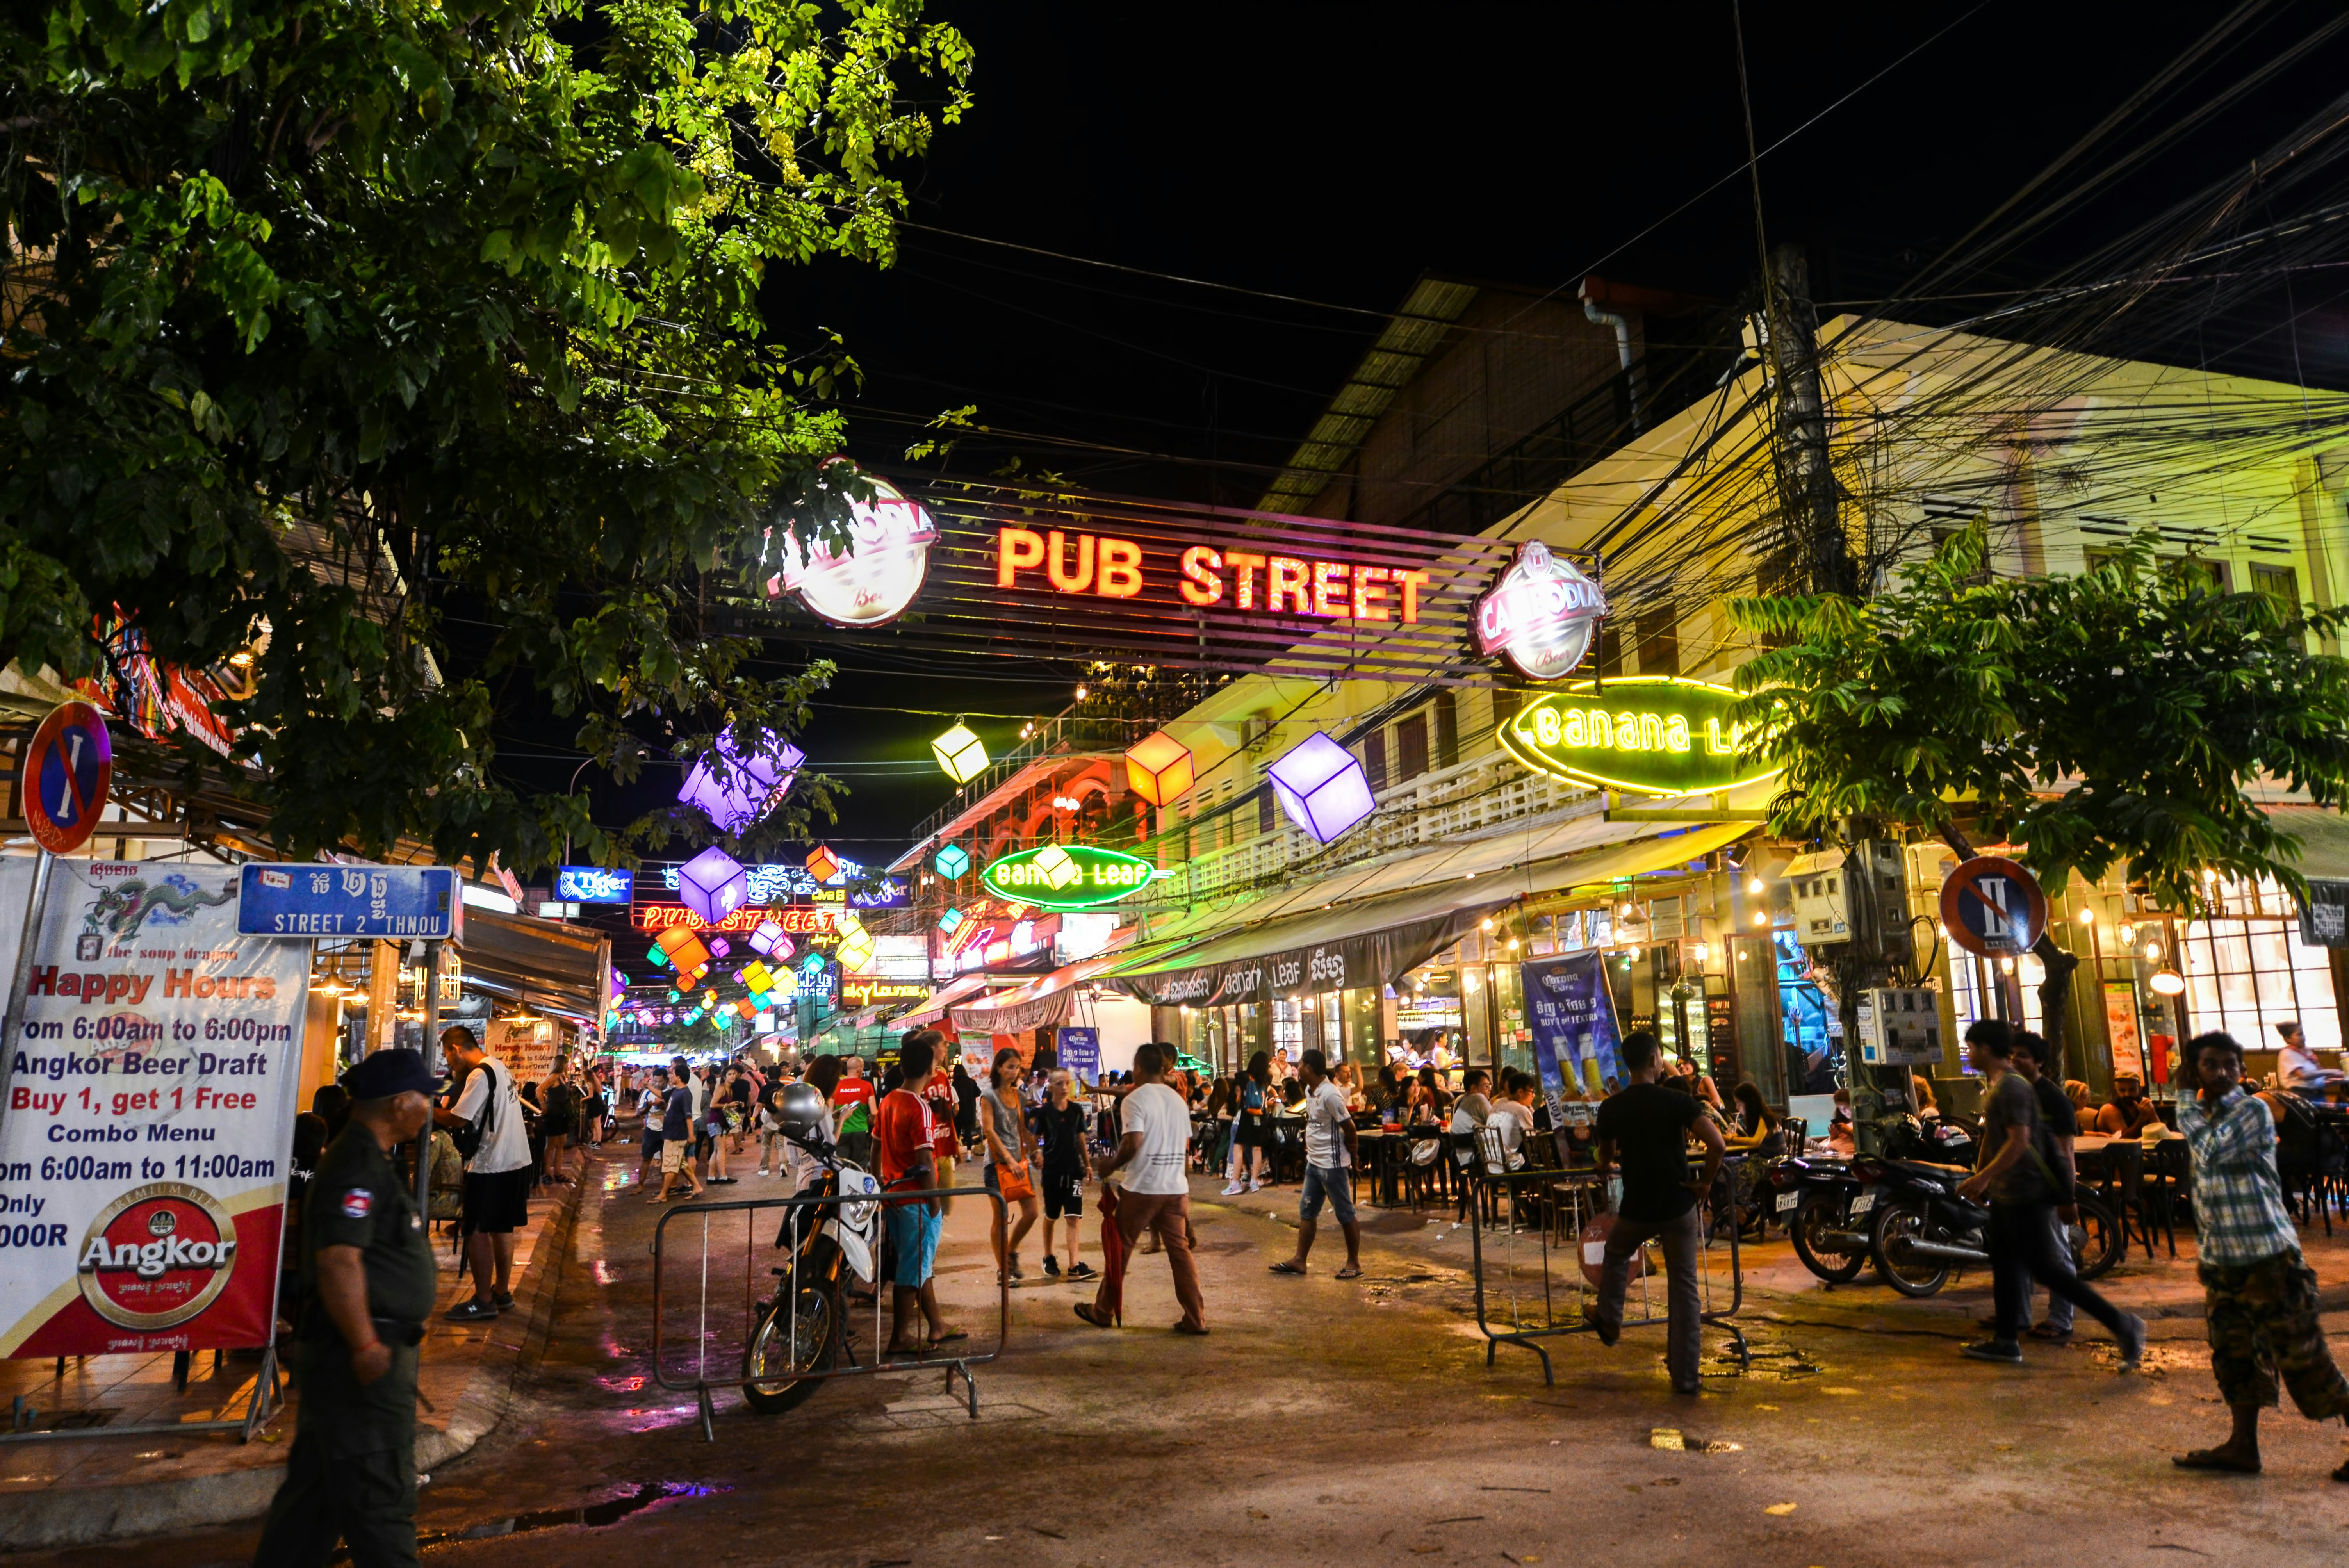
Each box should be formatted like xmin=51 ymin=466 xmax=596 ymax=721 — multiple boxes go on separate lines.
xmin=1784 ymin=841 xmax=1909 ymax=954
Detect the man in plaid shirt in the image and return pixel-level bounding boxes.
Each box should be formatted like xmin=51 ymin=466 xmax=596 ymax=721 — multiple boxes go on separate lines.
xmin=2173 ymin=1031 xmax=2349 ymax=1481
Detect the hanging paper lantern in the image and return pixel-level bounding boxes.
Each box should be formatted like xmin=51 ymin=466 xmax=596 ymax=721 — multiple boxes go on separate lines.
xmin=804 ymin=844 xmax=842 ymax=886
xmin=708 ymin=936 xmax=732 ymax=959
xmin=1124 ymin=730 xmax=1196 ymax=806
xmin=938 ymin=906 xmax=964 ymax=934
xmin=1266 ymin=731 xmax=1377 ymax=844
xmin=610 ymin=971 xmax=629 ymax=995
xmin=645 ymin=943 xmax=669 ymax=969
xmin=678 ymin=731 xmax=805 ymax=831
xmin=735 ymin=998 xmax=758 ymax=1021
xmin=837 ymin=925 xmax=876 ymax=971
xmin=743 ymin=959 xmax=776 ymax=994
xmin=678 ymin=845 xmax=750 ymax=925
xmin=1028 ymin=844 xmax=1083 ymax=892
xmin=666 ymin=988 xmax=681 ymax=1002
xmin=747 ymin=918 xmax=789 ymax=958
xmin=800 ymin=951 xmax=826 ymax=977
xmin=931 ymin=722 xmax=988 ymax=784
xmin=934 ymin=843 xmax=971 ymax=879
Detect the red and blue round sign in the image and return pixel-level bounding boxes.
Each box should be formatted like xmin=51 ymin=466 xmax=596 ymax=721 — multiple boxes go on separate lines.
xmin=1939 ymin=854 xmax=2049 ymax=959
xmin=25 ymin=700 xmax=113 ymax=855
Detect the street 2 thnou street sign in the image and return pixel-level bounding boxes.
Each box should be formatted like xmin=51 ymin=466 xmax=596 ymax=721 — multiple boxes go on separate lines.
xmin=23 ymin=701 xmax=113 ymax=856
xmin=1939 ymin=855 xmax=2050 ymax=958
xmin=236 ymin=865 xmax=459 ymax=939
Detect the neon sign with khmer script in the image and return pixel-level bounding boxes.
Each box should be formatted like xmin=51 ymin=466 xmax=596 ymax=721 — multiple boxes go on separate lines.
xmin=980 ymin=844 xmax=1158 ymax=911
xmin=1496 ymin=677 xmax=1782 ymax=796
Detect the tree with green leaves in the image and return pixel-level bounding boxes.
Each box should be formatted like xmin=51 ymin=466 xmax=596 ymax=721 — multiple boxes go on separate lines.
xmin=1730 ymin=524 xmax=2349 ymax=1078
xmin=2 ymin=0 xmax=971 ymax=871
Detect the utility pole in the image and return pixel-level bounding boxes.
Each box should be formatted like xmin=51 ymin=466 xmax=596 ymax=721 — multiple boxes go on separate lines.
xmin=1764 ymin=243 xmax=1856 ymax=598
xmin=1761 ymin=242 xmax=1891 ymax=1148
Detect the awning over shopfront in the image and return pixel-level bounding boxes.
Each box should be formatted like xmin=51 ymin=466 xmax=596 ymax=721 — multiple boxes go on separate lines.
xmin=1107 ymin=817 xmax=1752 ymax=1008
xmin=948 ymin=957 xmax=1121 ymax=1034
xmin=456 ymin=909 xmax=610 ymax=1023
xmin=893 ymin=972 xmax=994 ymax=1030
xmin=2268 ymin=805 xmax=2349 ymax=878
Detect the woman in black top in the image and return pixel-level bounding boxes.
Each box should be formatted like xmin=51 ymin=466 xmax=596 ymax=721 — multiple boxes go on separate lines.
xmin=952 ymin=1061 xmax=982 ymax=1152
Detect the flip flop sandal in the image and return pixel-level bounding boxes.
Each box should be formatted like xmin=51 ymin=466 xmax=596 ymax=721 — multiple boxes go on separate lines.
xmin=2172 ymin=1450 xmax=2262 ymax=1474
xmin=1073 ymin=1303 xmax=1115 ymax=1328
xmin=1268 ymin=1261 xmax=1306 ymax=1276
xmin=1334 ymin=1265 xmax=1363 ymax=1280
xmin=928 ymin=1330 xmax=970 ymax=1347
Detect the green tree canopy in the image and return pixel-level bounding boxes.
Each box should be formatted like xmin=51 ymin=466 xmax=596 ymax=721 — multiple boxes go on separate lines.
xmin=2 ymin=0 xmax=971 ymax=870
xmin=1729 ymin=526 xmax=2349 ymax=913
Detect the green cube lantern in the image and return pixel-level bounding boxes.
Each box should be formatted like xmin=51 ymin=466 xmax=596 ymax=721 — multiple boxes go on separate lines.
xmin=934 ymin=843 xmax=970 ymax=879
xmin=932 ymin=722 xmax=988 ymax=784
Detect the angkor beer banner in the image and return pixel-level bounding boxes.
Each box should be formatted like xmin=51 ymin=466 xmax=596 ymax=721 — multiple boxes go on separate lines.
xmin=1110 ymin=911 xmax=1476 ymax=1009
xmin=1520 ymin=951 xmax=1627 ymax=1128
xmin=0 ymin=862 xmax=307 ymax=1358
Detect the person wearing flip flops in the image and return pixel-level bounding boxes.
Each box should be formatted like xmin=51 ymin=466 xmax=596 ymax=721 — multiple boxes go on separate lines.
xmin=2172 ymin=1031 xmax=2349 ymax=1482
xmin=1270 ymin=1049 xmax=1362 ymax=1282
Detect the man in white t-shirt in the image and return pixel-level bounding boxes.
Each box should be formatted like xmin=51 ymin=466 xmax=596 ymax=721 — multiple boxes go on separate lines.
xmin=1271 ymin=1049 xmax=1360 ymax=1279
xmin=1073 ymin=1043 xmax=1206 ymax=1335
xmin=433 ymin=1026 xmax=533 ymax=1322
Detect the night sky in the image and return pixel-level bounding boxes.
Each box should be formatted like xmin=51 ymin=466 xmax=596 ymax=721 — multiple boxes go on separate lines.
xmin=557 ymin=2 xmax=2346 ymax=860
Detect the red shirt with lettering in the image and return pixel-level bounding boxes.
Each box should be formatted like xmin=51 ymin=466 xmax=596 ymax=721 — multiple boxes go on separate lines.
xmin=832 ymin=1076 xmax=876 ymax=1119
xmin=874 ymin=1087 xmax=937 ymax=1192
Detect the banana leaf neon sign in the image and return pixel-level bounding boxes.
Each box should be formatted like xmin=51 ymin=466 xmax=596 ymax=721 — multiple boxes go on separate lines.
xmin=1496 ymin=677 xmax=1781 ymax=796
xmin=981 ymin=844 xmax=1158 ymax=910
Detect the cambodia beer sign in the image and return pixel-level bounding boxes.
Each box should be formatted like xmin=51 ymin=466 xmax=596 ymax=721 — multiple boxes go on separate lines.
xmin=0 ymin=862 xmax=305 ymax=1358
xmin=981 ymin=845 xmax=1157 ymax=911
xmin=1497 ymin=677 xmax=1780 ymax=796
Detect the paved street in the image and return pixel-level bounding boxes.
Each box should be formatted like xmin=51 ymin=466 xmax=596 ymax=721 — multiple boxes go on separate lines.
xmin=24 ymin=1144 xmax=2349 ymax=1568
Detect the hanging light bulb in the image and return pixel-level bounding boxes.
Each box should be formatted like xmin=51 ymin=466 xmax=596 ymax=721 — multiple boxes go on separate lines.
xmin=2142 ymin=939 xmax=2163 ymax=964
xmin=1752 ymin=909 xmax=1769 ymax=926
xmin=2118 ymin=921 xmax=2137 ymax=944
xmin=1747 ymin=876 xmax=1764 ymax=895
xmin=2150 ymin=966 xmax=2186 ymax=996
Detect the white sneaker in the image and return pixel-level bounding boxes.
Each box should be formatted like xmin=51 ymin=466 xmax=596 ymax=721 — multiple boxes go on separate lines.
xmin=1248 ymin=1179 xmax=1263 ymax=1192
xmin=1221 ymin=1181 xmax=1246 ymax=1196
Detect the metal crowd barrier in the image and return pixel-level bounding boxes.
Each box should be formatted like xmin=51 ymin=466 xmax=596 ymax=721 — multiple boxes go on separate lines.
xmin=649 ymin=1184 xmax=1011 ymax=1439
xmin=1464 ymin=1134 xmax=1749 ymax=1386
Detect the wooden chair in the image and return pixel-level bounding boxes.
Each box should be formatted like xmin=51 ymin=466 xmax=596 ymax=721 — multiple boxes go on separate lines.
xmin=2093 ymin=1137 xmax=2158 ymax=1262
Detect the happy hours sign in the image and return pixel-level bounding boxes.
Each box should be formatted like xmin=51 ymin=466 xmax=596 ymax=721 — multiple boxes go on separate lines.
xmin=0 ymin=862 xmax=307 ymax=1358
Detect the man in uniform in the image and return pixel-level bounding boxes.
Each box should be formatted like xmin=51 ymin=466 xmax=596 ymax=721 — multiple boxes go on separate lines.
xmin=253 ymin=1048 xmax=439 ymax=1568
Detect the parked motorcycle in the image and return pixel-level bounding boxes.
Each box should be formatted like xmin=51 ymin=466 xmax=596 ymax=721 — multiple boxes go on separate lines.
xmin=740 ymin=1083 xmax=881 ymax=1413
xmin=1863 ymin=1155 xmax=2121 ymax=1298
xmin=1765 ymin=1155 xmax=1875 ymax=1283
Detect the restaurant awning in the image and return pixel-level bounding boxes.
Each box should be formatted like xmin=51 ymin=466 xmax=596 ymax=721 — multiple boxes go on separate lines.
xmin=948 ymin=956 xmax=1122 ymax=1034
xmin=1107 ymin=818 xmax=1753 ymax=1008
xmin=892 ymin=972 xmax=995 ymax=1030
xmin=456 ymin=909 xmax=610 ymax=1023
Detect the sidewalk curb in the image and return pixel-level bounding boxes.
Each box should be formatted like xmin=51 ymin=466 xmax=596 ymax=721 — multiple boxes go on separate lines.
xmin=0 ymin=1178 xmax=585 ymax=1552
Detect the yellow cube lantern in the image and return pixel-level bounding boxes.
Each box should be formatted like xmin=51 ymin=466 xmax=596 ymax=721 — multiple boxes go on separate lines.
xmin=1031 ymin=844 xmax=1082 ymax=891
xmin=932 ymin=722 xmax=989 ymax=784
xmin=742 ymin=959 xmax=775 ymax=993
xmin=837 ymin=925 xmax=877 ymax=971
xmin=1124 ymin=729 xmax=1196 ymax=806
xmin=804 ymin=844 xmax=841 ymax=886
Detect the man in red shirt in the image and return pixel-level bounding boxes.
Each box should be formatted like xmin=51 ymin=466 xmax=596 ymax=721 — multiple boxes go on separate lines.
xmin=875 ymin=1035 xmax=959 ymax=1356
xmin=912 ymin=1031 xmax=963 ymax=1215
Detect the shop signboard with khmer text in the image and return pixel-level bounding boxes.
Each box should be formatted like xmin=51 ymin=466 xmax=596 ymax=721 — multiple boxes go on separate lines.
xmin=0 ymin=862 xmax=306 ymax=1359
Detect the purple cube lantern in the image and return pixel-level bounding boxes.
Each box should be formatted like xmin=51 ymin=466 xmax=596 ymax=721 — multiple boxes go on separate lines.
xmin=708 ymin=935 xmax=732 ymax=959
xmin=678 ymin=731 xmax=805 ymax=831
xmin=1266 ymin=731 xmax=1377 ymax=843
xmin=678 ymin=845 xmax=750 ymax=925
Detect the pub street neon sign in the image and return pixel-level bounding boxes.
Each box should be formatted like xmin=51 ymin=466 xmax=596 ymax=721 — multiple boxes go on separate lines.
xmin=981 ymin=844 xmax=1157 ymax=910
xmin=1497 ymin=677 xmax=1782 ymax=796
xmin=996 ymin=530 xmax=1434 ymax=624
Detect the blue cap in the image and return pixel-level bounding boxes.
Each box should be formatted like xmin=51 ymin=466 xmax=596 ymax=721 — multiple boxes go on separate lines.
xmin=342 ymin=1048 xmax=436 ymax=1101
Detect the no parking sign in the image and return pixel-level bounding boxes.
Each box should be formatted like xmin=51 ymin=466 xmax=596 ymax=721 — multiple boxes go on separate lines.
xmin=1938 ymin=855 xmax=2049 ymax=958
xmin=23 ymin=702 xmax=112 ymax=856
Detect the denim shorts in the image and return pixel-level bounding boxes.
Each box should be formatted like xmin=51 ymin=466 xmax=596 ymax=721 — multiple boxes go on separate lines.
xmin=1300 ymin=1162 xmax=1355 ymax=1225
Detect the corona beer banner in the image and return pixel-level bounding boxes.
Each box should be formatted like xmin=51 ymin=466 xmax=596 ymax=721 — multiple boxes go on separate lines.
xmin=0 ymin=862 xmax=306 ymax=1358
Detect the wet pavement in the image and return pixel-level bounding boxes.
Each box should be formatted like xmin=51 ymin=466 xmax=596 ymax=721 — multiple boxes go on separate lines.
xmin=16 ymin=1140 xmax=2349 ymax=1568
